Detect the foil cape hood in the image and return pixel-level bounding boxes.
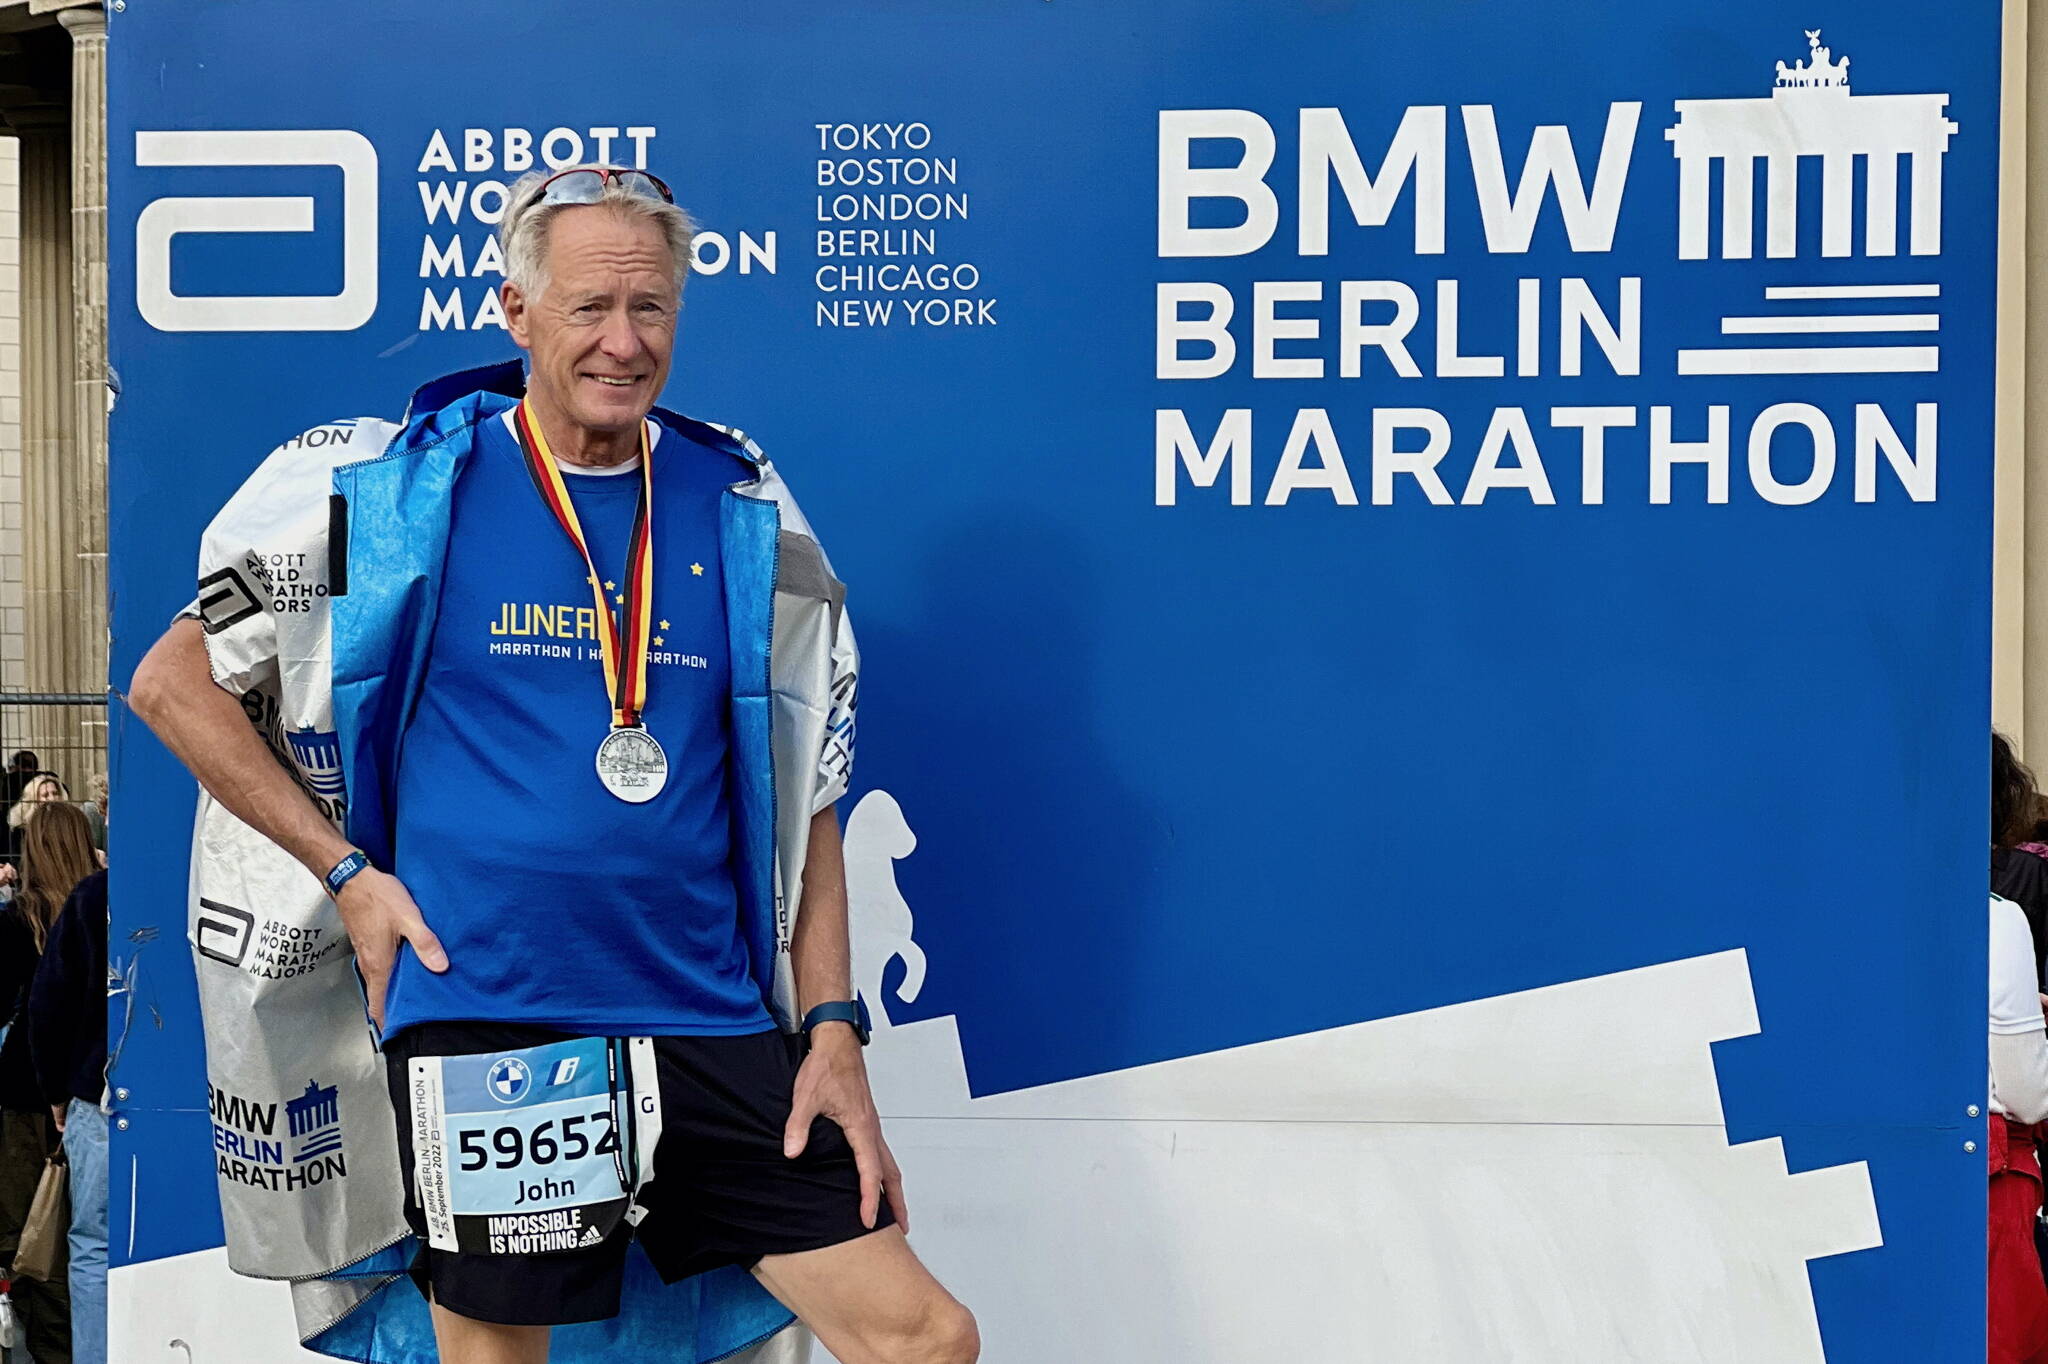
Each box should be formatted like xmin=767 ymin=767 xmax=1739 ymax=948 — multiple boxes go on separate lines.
xmin=178 ymin=362 xmax=857 ymax=1363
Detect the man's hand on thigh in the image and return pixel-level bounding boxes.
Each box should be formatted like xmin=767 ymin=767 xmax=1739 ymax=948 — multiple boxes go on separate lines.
xmin=784 ymin=1026 xmax=907 ymax=1231
xmin=753 ymin=1227 xmax=977 ymax=1364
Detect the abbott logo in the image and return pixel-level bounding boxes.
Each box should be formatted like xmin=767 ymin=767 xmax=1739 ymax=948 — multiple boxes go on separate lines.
xmin=135 ymin=129 xmax=378 ymax=332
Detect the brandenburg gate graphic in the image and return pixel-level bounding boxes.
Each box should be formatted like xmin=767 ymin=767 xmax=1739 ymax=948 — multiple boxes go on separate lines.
xmin=1668 ymin=31 xmax=1958 ymax=259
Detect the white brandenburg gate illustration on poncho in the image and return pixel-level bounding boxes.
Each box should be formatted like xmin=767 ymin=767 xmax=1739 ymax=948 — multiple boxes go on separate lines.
xmin=1668 ymin=30 xmax=1959 ymax=258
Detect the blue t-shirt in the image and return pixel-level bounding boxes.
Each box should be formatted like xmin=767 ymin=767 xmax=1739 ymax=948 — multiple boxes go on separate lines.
xmin=382 ymin=411 xmax=771 ymax=1038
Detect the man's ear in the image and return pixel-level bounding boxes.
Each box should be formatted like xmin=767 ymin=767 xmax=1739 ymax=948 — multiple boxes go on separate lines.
xmin=501 ymin=282 xmax=532 ymax=349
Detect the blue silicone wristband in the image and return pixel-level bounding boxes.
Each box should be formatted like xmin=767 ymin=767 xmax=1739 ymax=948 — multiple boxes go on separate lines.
xmin=323 ymin=849 xmax=371 ymax=898
xmin=801 ymin=1000 xmax=870 ymax=1046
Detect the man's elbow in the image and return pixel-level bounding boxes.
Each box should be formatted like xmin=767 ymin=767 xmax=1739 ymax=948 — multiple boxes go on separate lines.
xmin=127 ymin=642 xmax=170 ymax=728
xmin=128 ymin=620 xmax=199 ymax=729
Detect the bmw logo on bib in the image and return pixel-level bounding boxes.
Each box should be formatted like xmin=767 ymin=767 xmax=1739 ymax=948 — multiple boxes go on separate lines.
xmin=486 ymin=1057 xmax=532 ymax=1104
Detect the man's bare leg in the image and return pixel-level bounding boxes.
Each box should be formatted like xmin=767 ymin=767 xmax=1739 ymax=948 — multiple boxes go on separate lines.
xmin=752 ymin=1228 xmax=976 ymax=1364
xmin=429 ymin=1298 xmax=551 ymax=1364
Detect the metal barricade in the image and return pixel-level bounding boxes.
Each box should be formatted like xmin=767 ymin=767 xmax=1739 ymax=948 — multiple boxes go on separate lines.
xmin=0 ymin=692 xmax=109 ymax=858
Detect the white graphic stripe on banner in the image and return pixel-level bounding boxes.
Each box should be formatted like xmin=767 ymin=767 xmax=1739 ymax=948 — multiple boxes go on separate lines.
xmin=1762 ymin=283 xmax=1941 ymax=298
xmin=1721 ymin=313 xmax=1939 ymax=332
xmin=1676 ymin=345 xmax=1938 ymax=374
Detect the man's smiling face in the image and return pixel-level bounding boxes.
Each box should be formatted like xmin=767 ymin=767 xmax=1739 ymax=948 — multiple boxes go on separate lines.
xmin=504 ymin=204 xmax=679 ymax=443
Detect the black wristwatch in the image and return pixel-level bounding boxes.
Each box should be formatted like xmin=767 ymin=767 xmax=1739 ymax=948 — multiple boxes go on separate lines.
xmin=801 ymin=999 xmax=871 ymax=1047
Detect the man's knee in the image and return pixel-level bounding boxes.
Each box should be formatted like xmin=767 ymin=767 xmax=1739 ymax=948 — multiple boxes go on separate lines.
xmin=866 ymin=1293 xmax=977 ymax=1364
xmin=914 ymin=1298 xmax=978 ymax=1364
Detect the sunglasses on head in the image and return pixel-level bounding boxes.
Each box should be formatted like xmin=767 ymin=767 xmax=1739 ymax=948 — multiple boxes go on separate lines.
xmin=536 ymin=167 xmax=674 ymax=206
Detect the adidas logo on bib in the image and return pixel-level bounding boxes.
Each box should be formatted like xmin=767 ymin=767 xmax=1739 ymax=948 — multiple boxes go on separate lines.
xmin=579 ymin=1225 xmax=605 ymax=1247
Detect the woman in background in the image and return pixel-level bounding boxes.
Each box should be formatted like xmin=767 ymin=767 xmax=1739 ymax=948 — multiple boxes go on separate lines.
xmin=1994 ymin=733 xmax=2048 ymax=986
xmin=31 ymin=853 xmax=108 ymax=1364
xmin=77 ymin=775 xmax=105 ymax=854
xmin=0 ymin=802 xmax=95 ymax=1362
xmin=3 ymin=774 xmax=72 ymax=875
xmin=1990 ymin=884 xmax=2048 ymax=1364
xmin=6 ymin=774 xmax=69 ymax=829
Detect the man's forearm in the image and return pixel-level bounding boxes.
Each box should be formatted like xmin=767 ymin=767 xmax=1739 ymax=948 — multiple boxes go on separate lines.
xmin=130 ymin=617 xmax=353 ymax=882
xmin=789 ymin=804 xmax=853 ymax=1016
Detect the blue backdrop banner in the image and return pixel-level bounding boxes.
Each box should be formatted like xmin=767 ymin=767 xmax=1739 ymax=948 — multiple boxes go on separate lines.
xmin=107 ymin=4 xmax=1996 ymax=1360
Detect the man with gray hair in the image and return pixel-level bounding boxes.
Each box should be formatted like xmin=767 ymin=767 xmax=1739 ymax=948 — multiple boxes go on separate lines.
xmin=131 ymin=165 xmax=976 ymax=1364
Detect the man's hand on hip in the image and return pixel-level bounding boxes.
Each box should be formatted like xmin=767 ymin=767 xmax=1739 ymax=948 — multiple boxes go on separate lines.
xmin=334 ymin=867 xmax=448 ymax=1031
xmin=784 ymin=1024 xmax=907 ymax=1233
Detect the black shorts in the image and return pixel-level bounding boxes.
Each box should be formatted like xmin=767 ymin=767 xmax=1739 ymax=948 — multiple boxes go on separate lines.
xmin=383 ymin=1021 xmax=892 ymax=1326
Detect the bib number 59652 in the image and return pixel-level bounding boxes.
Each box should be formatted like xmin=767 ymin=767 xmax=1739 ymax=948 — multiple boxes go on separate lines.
xmin=410 ymin=1036 xmax=642 ymax=1255
xmin=457 ymin=1110 xmax=619 ymax=1171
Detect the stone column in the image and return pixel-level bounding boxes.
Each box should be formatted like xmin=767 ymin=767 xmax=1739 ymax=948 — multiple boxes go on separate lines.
xmin=1994 ymin=0 xmax=2027 ymax=745
xmin=15 ymin=108 xmax=77 ymax=770
xmin=59 ymin=6 xmax=107 ymax=785
xmin=2018 ymin=0 xmax=2048 ymax=755
xmin=0 ymin=138 xmax=24 ymax=702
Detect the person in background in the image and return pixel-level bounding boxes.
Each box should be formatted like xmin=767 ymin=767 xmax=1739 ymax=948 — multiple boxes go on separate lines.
xmin=82 ymin=775 xmax=106 ymax=854
xmin=5 ymin=776 xmax=72 ymax=872
xmin=1990 ymin=886 xmax=2048 ymax=1364
xmin=29 ymin=862 xmax=107 ymax=1364
xmin=0 ymin=802 xmax=94 ymax=1362
xmin=8 ymin=774 xmax=69 ymax=821
xmin=1993 ymin=733 xmax=2048 ymax=986
xmin=2015 ymin=793 xmax=2048 ymax=862
xmin=4 ymin=752 xmax=40 ymax=806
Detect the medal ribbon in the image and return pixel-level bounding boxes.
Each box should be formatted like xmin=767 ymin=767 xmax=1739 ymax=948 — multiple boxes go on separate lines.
xmin=512 ymin=399 xmax=655 ymax=729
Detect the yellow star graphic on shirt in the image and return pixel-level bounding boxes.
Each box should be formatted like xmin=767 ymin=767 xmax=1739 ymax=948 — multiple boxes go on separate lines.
xmin=614 ymin=593 xmax=625 ymax=606
xmin=604 ymin=580 xmax=617 ymax=591
xmin=653 ymin=636 xmax=665 ymax=647
xmin=690 ymin=563 xmax=705 ymax=577
xmin=659 ymin=620 xmax=670 ymax=631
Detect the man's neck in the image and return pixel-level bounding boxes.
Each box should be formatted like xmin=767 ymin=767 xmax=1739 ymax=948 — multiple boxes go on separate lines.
xmin=525 ymin=390 xmax=642 ymax=469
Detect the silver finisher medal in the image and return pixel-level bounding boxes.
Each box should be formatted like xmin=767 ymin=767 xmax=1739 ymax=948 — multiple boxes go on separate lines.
xmin=595 ymin=726 xmax=668 ymax=803
xmin=513 ymin=403 xmax=669 ymax=806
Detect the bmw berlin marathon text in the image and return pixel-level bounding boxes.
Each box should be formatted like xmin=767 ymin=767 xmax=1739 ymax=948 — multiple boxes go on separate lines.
xmin=1155 ymin=32 xmax=1952 ymax=514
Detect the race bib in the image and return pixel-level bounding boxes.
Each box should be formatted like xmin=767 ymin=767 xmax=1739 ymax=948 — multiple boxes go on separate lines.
xmin=407 ymin=1036 xmax=642 ymax=1255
